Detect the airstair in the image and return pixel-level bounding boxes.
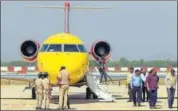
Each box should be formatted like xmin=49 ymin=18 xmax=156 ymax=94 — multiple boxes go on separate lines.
xmin=86 ymin=72 xmax=115 ymax=102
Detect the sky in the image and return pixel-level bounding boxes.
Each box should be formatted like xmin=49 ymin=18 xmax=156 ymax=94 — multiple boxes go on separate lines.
xmin=1 ymin=1 xmax=177 ymax=61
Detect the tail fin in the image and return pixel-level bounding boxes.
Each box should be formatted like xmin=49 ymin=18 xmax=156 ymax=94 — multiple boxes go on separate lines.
xmin=25 ymin=4 xmax=111 ymax=33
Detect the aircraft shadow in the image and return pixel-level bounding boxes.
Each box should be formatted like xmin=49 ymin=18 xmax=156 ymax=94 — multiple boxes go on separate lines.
xmin=51 ymin=93 xmax=123 ymax=105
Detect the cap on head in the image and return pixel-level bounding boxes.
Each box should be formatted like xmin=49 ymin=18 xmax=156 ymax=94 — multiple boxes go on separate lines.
xmin=43 ymin=72 xmax=48 ymax=78
xmin=60 ymin=66 xmax=66 ymax=71
xmin=38 ymin=72 xmax=43 ymax=78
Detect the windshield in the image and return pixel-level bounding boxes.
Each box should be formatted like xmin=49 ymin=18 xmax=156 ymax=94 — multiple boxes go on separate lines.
xmin=47 ymin=44 xmax=62 ymax=52
xmin=40 ymin=44 xmax=49 ymax=52
xmin=64 ymin=44 xmax=79 ymax=52
xmin=78 ymin=44 xmax=87 ymax=52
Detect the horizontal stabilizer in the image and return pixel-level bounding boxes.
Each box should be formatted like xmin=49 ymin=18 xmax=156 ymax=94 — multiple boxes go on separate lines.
xmin=25 ymin=5 xmax=111 ymax=10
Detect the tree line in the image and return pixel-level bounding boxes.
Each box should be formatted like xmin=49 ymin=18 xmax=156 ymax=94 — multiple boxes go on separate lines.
xmin=1 ymin=57 xmax=177 ymax=67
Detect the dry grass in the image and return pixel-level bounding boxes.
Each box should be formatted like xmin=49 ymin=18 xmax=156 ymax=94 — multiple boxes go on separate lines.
xmin=1 ymin=79 xmax=29 ymax=85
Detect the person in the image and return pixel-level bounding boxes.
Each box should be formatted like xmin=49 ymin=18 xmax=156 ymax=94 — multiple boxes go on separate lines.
xmin=66 ymin=88 xmax=70 ymax=109
xmin=98 ymin=56 xmax=107 ymax=83
xmin=140 ymin=68 xmax=148 ymax=102
xmin=146 ymin=69 xmax=159 ymax=109
xmin=126 ymin=67 xmax=134 ymax=102
xmin=130 ymin=69 xmax=142 ymax=106
xmin=42 ymin=72 xmax=51 ymax=110
xmin=155 ymin=70 xmax=159 ymax=103
xmin=165 ymin=68 xmax=177 ymax=108
xmin=58 ymin=66 xmax=70 ymax=110
xmin=35 ymin=72 xmax=44 ymax=110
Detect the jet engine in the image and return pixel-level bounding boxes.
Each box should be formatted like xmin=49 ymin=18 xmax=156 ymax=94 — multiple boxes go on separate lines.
xmin=20 ymin=40 xmax=40 ymax=62
xmin=90 ymin=41 xmax=111 ymax=62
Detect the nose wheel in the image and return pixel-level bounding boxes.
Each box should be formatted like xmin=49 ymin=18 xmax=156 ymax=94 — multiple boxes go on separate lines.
xmin=86 ymin=87 xmax=98 ymax=99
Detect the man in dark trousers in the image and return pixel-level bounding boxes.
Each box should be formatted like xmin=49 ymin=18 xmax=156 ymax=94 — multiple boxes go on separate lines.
xmin=165 ymin=69 xmax=177 ymax=108
xmin=155 ymin=70 xmax=159 ymax=104
xmin=130 ymin=69 xmax=142 ymax=106
xmin=140 ymin=68 xmax=148 ymax=102
xmin=146 ymin=69 xmax=159 ymax=109
xmin=98 ymin=56 xmax=107 ymax=83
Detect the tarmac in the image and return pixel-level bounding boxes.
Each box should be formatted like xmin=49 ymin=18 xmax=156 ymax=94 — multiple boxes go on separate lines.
xmin=1 ymin=84 xmax=178 ymax=110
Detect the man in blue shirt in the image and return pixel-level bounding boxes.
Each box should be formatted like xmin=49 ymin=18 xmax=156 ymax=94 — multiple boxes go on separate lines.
xmin=131 ymin=69 xmax=142 ymax=106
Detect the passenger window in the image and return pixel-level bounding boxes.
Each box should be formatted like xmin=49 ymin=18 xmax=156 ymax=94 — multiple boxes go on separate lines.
xmin=47 ymin=44 xmax=62 ymax=52
xmin=40 ymin=44 xmax=49 ymax=52
xmin=64 ymin=44 xmax=79 ymax=52
xmin=78 ymin=45 xmax=87 ymax=52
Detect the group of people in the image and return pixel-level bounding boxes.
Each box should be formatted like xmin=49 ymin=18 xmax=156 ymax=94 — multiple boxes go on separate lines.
xmin=34 ymin=64 xmax=177 ymax=110
xmin=127 ymin=67 xmax=177 ymax=109
xmin=35 ymin=66 xmax=70 ymax=110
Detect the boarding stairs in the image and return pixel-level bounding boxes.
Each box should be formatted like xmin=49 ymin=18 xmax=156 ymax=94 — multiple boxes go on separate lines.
xmin=86 ymin=72 xmax=115 ymax=102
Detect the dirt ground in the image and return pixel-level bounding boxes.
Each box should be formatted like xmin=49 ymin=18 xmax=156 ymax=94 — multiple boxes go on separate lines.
xmin=1 ymin=84 xmax=177 ymax=110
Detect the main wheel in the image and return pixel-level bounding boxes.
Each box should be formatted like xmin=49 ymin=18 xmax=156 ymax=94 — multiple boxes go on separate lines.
xmin=93 ymin=93 xmax=98 ymax=99
xmin=86 ymin=87 xmax=91 ymax=99
xmin=32 ymin=87 xmax=36 ymax=99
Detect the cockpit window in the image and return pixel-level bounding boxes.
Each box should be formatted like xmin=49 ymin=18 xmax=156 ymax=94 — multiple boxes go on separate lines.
xmin=47 ymin=44 xmax=62 ymax=52
xmin=64 ymin=44 xmax=79 ymax=52
xmin=78 ymin=45 xmax=87 ymax=52
xmin=40 ymin=44 xmax=49 ymax=52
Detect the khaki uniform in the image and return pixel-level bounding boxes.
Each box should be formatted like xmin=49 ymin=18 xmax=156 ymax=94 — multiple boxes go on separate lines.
xmin=58 ymin=69 xmax=70 ymax=109
xmin=42 ymin=78 xmax=51 ymax=109
xmin=35 ymin=78 xmax=43 ymax=108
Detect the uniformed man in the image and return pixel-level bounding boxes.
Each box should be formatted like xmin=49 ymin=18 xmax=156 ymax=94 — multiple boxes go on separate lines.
xmin=58 ymin=66 xmax=70 ymax=109
xmin=42 ymin=72 xmax=51 ymax=110
xmin=35 ymin=72 xmax=43 ymax=110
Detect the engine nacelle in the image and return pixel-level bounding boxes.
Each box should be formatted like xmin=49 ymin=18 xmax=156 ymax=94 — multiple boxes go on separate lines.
xmin=90 ymin=41 xmax=111 ymax=62
xmin=20 ymin=40 xmax=40 ymax=62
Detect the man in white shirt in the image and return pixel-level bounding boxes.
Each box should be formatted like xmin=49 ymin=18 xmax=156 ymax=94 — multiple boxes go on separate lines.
xmin=140 ymin=68 xmax=148 ymax=102
xmin=127 ymin=67 xmax=134 ymax=102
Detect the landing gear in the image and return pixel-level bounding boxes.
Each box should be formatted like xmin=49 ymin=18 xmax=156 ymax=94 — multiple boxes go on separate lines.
xmin=32 ymin=87 xmax=36 ymax=99
xmin=86 ymin=87 xmax=98 ymax=99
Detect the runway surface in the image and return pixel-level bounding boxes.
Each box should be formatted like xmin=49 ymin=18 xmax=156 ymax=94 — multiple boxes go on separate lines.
xmin=1 ymin=85 xmax=177 ymax=110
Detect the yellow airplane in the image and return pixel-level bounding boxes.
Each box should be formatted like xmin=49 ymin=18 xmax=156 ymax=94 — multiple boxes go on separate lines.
xmin=3 ymin=2 xmax=114 ymax=100
xmin=21 ymin=2 xmax=111 ymax=85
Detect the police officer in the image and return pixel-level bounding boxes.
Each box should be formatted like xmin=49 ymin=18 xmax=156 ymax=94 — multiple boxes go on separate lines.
xmin=58 ymin=66 xmax=70 ymax=109
xmin=42 ymin=72 xmax=51 ymax=110
xmin=35 ymin=72 xmax=43 ymax=110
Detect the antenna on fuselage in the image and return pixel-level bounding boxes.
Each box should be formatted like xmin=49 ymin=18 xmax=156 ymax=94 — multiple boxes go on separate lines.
xmin=25 ymin=1 xmax=111 ymax=33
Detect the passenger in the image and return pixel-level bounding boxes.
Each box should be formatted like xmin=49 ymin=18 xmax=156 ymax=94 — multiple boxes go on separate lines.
xmin=58 ymin=66 xmax=70 ymax=110
xmin=154 ymin=70 xmax=159 ymax=103
xmin=127 ymin=67 xmax=134 ymax=102
xmin=140 ymin=68 xmax=148 ymax=102
xmin=145 ymin=70 xmax=152 ymax=102
xmin=165 ymin=69 xmax=177 ymax=108
xmin=130 ymin=69 xmax=142 ymax=106
xmin=42 ymin=73 xmax=51 ymax=110
xmin=146 ymin=69 xmax=159 ymax=109
xmin=35 ymin=72 xmax=43 ymax=110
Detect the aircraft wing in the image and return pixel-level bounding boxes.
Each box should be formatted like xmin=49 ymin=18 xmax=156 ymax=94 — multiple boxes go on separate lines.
xmin=1 ymin=73 xmax=38 ymax=82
